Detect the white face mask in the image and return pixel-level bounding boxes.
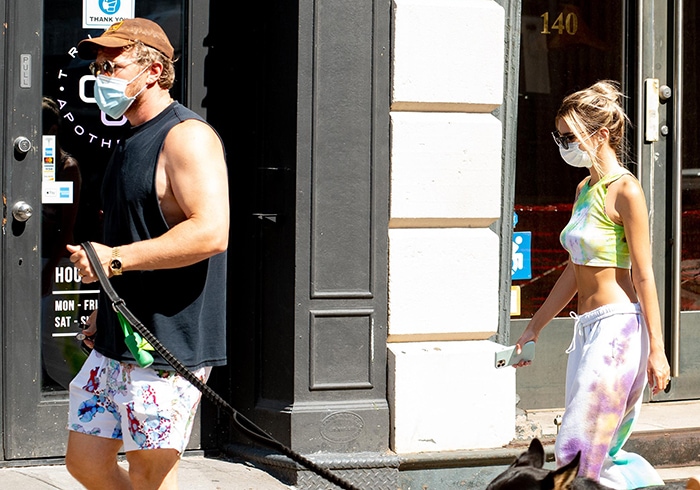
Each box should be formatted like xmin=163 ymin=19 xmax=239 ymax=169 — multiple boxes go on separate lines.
xmin=94 ymin=66 xmax=149 ymax=119
xmin=559 ymin=142 xmax=594 ymax=168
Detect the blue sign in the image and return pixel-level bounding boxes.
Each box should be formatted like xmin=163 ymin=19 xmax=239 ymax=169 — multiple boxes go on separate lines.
xmin=99 ymin=0 xmax=121 ymax=15
xmin=512 ymin=231 xmax=532 ymax=280
xmin=83 ymin=0 xmax=135 ymax=29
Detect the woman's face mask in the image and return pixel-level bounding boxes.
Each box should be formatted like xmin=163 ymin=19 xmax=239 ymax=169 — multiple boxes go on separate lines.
xmin=559 ymin=142 xmax=594 ymax=168
xmin=94 ymin=65 xmax=149 ymax=119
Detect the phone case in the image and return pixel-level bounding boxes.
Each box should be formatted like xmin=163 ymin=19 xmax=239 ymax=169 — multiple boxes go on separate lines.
xmin=494 ymin=341 xmax=536 ymax=368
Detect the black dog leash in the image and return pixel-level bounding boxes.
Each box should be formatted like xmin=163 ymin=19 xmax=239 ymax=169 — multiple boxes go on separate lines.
xmin=80 ymin=242 xmax=360 ymax=490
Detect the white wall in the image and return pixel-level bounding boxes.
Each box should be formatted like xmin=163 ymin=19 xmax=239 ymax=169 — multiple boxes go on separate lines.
xmin=388 ymin=0 xmax=514 ymax=453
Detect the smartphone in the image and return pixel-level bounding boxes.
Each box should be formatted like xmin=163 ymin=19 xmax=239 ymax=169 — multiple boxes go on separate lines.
xmin=494 ymin=341 xmax=536 ymax=368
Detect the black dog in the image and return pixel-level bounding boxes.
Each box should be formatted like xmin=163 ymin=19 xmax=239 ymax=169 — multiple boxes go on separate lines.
xmin=486 ymin=438 xmax=611 ymax=489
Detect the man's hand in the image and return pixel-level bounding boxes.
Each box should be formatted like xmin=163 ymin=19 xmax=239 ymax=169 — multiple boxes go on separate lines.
xmin=67 ymin=242 xmax=113 ymax=283
xmin=79 ymin=309 xmax=98 ymax=350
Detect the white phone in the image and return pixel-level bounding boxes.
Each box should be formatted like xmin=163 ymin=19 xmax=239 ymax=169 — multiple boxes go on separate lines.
xmin=494 ymin=341 xmax=536 ymax=368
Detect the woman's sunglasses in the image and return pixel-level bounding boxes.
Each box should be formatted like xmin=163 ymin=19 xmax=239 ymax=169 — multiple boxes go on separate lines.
xmin=551 ymin=130 xmax=576 ymax=150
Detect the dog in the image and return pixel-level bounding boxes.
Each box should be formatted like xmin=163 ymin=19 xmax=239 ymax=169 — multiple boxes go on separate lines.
xmin=486 ymin=438 xmax=611 ymax=489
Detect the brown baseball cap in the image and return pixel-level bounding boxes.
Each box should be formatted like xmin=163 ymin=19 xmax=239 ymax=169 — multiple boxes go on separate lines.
xmin=77 ymin=18 xmax=174 ymax=60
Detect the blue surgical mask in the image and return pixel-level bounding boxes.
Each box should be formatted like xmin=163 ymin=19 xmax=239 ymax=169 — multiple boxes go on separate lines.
xmin=94 ymin=66 xmax=149 ymax=119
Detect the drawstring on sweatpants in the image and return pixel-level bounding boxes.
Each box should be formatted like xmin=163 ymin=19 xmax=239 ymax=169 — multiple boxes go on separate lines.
xmin=564 ymin=304 xmax=642 ymax=355
xmin=566 ymin=311 xmax=581 ymax=354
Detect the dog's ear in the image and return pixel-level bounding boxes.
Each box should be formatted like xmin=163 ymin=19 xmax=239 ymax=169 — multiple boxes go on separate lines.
xmin=513 ymin=438 xmax=545 ymax=469
xmin=550 ymin=451 xmax=580 ymax=490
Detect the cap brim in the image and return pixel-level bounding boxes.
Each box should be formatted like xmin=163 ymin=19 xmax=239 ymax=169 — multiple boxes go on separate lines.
xmin=77 ymin=37 xmax=133 ymax=59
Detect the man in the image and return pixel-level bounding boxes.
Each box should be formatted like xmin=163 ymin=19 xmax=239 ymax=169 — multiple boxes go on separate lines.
xmin=65 ymin=18 xmax=228 ymax=489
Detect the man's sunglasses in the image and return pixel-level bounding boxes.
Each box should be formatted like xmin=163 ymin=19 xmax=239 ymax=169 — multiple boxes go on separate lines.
xmin=551 ymin=130 xmax=577 ymax=150
xmin=88 ymin=60 xmax=135 ymax=77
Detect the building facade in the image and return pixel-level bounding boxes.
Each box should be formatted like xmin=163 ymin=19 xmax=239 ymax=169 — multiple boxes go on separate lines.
xmin=0 ymin=0 xmax=698 ymax=489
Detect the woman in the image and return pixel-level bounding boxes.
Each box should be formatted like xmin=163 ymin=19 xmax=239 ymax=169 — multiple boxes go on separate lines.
xmin=514 ymin=80 xmax=671 ymax=489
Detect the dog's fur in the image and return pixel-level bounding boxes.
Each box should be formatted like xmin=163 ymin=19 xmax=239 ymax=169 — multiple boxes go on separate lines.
xmin=486 ymin=438 xmax=611 ymax=490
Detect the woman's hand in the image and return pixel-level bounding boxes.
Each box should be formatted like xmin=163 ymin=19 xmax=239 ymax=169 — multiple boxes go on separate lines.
xmin=512 ymin=330 xmax=538 ymax=368
xmin=647 ymin=348 xmax=671 ymax=395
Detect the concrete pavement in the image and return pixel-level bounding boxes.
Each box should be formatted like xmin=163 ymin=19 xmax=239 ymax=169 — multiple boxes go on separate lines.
xmin=526 ymin=399 xmax=700 ymax=488
xmin=0 ymin=454 xmax=294 ymax=489
xmin=1 ymin=400 xmax=700 ymax=489
xmin=1 ymin=452 xmax=695 ymax=489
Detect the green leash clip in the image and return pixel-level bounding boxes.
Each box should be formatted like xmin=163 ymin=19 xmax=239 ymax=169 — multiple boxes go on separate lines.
xmin=116 ymin=311 xmax=155 ymax=368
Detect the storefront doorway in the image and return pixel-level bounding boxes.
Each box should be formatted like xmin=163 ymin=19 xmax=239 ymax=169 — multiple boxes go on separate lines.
xmin=0 ymin=0 xmax=203 ymax=460
xmin=511 ymin=0 xmax=699 ymax=408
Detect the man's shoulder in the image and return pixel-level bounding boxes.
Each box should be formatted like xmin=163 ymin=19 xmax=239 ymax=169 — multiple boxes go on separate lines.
xmin=165 ymin=105 xmax=222 ymax=147
xmin=170 ymin=102 xmax=206 ymax=124
xmin=161 ymin=108 xmax=224 ymax=160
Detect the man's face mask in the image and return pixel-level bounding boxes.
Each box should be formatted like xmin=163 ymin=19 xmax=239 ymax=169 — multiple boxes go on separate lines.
xmin=94 ymin=65 xmax=149 ymax=119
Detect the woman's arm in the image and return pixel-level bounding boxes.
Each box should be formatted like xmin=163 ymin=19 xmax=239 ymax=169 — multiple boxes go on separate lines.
xmin=615 ymin=176 xmax=670 ymax=394
xmin=514 ymin=260 xmax=578 ymax=356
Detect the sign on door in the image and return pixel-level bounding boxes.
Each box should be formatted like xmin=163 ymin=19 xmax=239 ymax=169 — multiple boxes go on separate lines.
xmin=83 ymin=0 xmax=136 ymax=29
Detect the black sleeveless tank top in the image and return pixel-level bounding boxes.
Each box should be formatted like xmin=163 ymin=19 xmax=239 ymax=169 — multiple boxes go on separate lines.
xmin=95 ymin=102 xmax=227 ymax=370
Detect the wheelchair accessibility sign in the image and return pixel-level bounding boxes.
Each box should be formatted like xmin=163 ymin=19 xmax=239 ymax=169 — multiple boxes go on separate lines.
xmin=83 ymin=0 xmax=135 ymax=29
xmin=512 ymin=231 xmax=532 ymax=280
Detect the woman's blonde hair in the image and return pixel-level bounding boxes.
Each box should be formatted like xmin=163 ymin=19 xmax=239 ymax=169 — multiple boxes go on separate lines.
xmin=555 ymin=80 xmax=630 ymax=172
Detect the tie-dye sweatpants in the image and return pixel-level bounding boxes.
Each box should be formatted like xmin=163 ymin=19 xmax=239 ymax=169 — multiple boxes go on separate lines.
xmin=554 ymin=303 xmax=664 ymax=489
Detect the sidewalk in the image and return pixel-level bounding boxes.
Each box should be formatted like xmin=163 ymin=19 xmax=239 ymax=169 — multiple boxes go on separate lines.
xmin=0 ymin=454 xmax=293 ymax=490
xmin=1 ymin=400 xmax=699 ymax=489
xmin=526 ymin=399 xmax=700 ymax=487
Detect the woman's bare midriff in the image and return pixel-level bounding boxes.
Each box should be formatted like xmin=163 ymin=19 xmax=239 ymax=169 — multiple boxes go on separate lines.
xmin=571 ymin=263 xmax=637 ymax=314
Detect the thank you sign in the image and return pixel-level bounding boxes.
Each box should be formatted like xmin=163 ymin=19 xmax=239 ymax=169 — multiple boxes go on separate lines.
xmin=83 ymin=0 xmax=135 ymax=29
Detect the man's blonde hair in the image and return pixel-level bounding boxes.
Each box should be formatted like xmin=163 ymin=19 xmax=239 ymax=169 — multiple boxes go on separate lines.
xmin=126 ymin=41 xmax=175 ymax=90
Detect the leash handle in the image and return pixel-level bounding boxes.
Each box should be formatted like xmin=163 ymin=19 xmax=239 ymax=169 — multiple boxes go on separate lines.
xmin=80 ymin=242 xmax=361 ymax=490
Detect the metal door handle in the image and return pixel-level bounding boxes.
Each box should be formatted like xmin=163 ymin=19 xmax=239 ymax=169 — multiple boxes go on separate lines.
xmin=13 ymin=137 xmax=32 ymax=154
xmin=12 ymin=201 xmax=33 ymax=222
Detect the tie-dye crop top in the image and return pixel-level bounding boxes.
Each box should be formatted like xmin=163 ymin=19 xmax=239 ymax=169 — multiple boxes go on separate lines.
xmin=559 ymin=171 xmax=631 ymax=269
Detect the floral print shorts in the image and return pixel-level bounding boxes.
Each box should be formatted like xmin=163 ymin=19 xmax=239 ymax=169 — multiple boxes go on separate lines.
xmin=67 ymin=350 xmax=210 ymax=453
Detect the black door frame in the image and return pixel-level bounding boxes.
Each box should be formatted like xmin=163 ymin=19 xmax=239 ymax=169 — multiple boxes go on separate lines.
xmin=3 ymin=0 xmax=49 ymax=459
xmin=0 ymin=0 xmax=221 ymax=460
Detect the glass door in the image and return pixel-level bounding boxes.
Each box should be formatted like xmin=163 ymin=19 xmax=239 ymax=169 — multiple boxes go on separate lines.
xmin=3 ymin=0 xmax=187 ymax=459
xmin=661 ymin=0 xmax=700 ymax=401
xmin=512 ymin=1 xmax=628 ymax=319
xmin=510 ymin=0 xmax=633 ymax=409
xmin=508 ymin=0 xmax=700 ymax=407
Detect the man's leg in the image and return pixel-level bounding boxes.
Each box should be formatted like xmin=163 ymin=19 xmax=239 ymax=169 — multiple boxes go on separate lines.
xmin=116 ymin=367 xmax=208 ymax=489
xmin=65 ymin=431 xmax=131 ymax=490
xmin=126 ymin=448 xmax=180 ymax=490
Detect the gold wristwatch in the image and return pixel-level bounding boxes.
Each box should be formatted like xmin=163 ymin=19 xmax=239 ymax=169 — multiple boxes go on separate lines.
xmin=109 ymin=247 xmax=123 ymax=276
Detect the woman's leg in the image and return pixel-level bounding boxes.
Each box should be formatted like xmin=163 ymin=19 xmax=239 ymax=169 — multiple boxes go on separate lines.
xmin=555 ymin=305 xmax=646 ymax=480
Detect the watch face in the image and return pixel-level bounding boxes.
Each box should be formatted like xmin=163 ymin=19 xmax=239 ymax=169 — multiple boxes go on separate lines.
xmin=110 ymin=259 xmax=122 ymax=269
